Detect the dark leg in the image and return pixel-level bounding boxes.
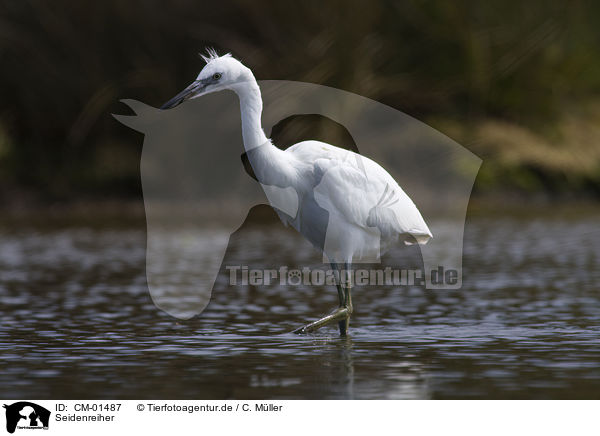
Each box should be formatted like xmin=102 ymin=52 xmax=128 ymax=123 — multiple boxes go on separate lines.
xmin=293 ymin=262 xmax=353 ymax=335
xmin=331 ymin=262 xmax=345 ymax=306
xmin=338 ymin=263 xmax=353 ymax=335
xmin=292 ymin=307 xmax=350 ymax=334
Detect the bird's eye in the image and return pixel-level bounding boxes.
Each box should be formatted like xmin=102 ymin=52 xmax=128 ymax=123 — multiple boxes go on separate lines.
xmin=212 ymin=73 xmax=222 ymax=80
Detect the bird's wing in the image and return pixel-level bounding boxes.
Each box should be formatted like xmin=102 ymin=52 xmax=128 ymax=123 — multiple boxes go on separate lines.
xmin=288 ymin=140 xmax=432 ymax=245
xmin=287 ymin=140 xmax=354 ymax=163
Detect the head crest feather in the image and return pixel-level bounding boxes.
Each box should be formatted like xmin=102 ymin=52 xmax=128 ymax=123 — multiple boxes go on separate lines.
xmin=200 ymin=47 xmax=232 ymax=64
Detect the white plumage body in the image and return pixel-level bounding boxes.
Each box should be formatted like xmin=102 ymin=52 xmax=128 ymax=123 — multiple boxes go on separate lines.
xmin=258 ymin=139 xmax=432 ymax=264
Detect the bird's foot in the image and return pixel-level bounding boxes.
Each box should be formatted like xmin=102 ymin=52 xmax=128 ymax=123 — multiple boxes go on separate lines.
xmin=293 ymin=307 xmax=350 ymax=335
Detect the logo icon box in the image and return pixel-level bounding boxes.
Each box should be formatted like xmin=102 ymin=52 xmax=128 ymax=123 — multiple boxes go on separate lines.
xmin=3 ymin=402 xmax=50 ymax=434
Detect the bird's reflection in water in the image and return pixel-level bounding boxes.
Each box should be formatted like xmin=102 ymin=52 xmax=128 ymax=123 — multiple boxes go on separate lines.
xmin=300 ymin=334 xmax=355 ymax=399
xmin=339 ymin=336 xmax=355 ymax=399
xmin=299 ymin=333 xmax=430 ymax=399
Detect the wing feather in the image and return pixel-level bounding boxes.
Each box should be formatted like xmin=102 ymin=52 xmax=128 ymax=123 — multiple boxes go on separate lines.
xmin=286 ymin=140 xmax=432 ymax=246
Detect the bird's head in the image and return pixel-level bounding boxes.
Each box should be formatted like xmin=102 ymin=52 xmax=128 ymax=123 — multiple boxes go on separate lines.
xmin=160 ymin=49 xmax=253 ymax=110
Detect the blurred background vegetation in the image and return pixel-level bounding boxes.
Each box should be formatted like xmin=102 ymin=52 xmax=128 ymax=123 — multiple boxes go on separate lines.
xmin=1 ymin=0 xmax=599 ymax=213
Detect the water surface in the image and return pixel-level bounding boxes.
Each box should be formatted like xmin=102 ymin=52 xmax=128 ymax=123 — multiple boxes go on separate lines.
xmin=1 ymin=209 xmax=599 ymax=399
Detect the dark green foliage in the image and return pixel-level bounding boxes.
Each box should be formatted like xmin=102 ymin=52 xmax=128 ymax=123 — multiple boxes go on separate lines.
xmin=0 ymin=0 xmax=599 ymax=201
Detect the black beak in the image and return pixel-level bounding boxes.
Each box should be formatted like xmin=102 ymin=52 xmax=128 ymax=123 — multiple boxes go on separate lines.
xmin=160 ymin=79 xmax=207 ymax=110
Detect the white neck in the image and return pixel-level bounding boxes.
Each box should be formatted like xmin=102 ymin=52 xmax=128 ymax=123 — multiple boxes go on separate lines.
xmin=233 ymin=78 xmax=269 ymax=151
xmin=231 ymin=76 xmax=300 ymax=188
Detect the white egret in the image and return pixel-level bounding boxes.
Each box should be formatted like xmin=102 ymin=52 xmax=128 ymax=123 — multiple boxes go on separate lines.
xmin=160 ymin=49 xmax=432 ymax=335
